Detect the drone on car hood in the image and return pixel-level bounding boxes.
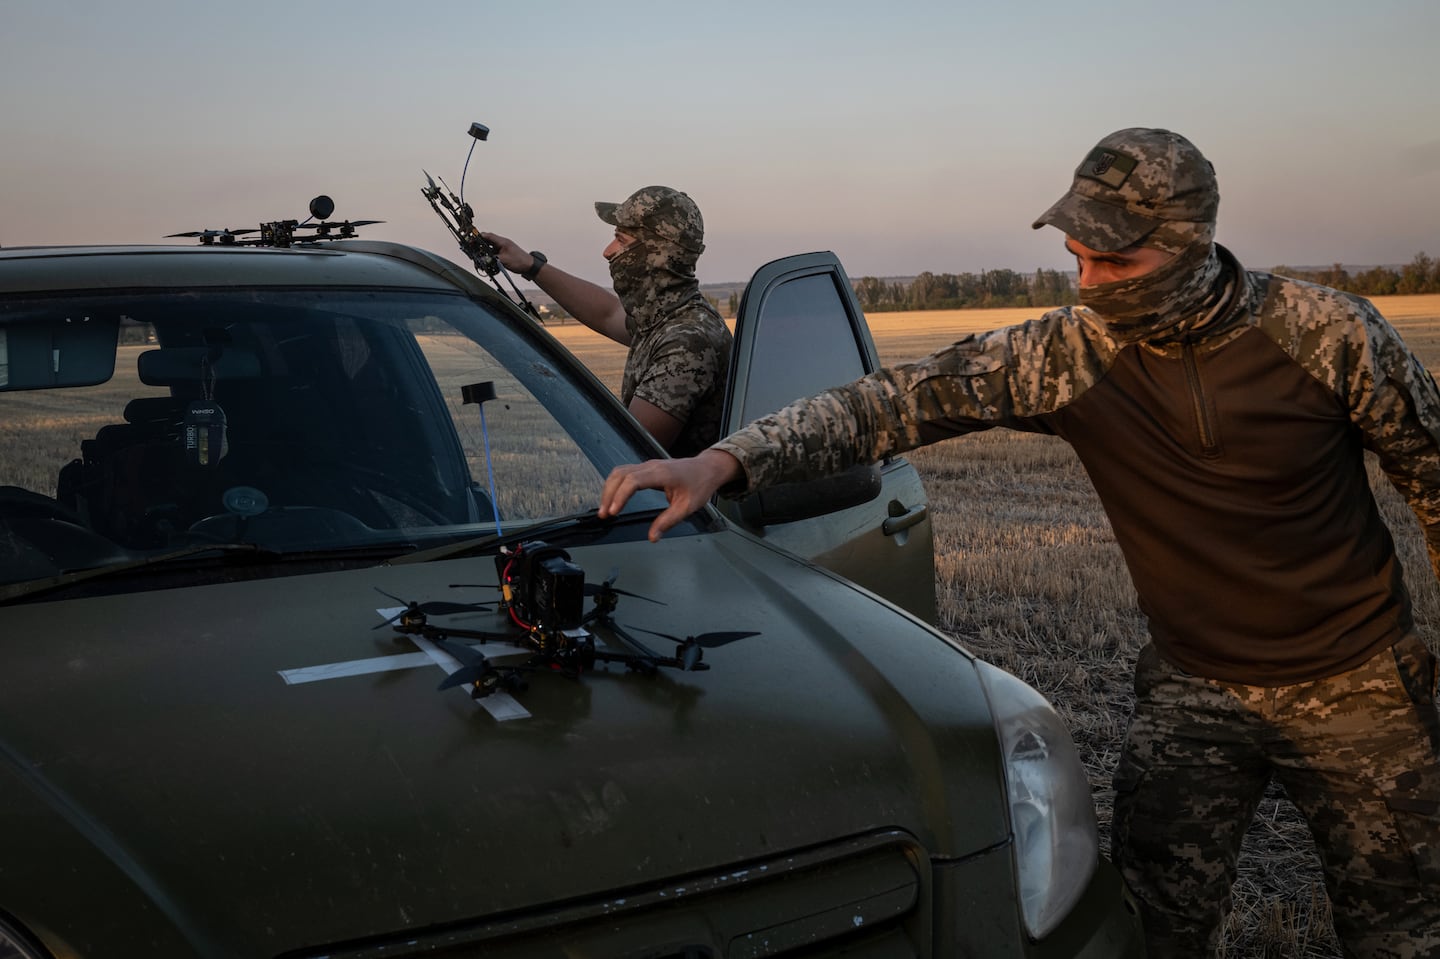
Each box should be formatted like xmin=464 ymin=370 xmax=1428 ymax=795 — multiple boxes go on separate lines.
xmin=374 ymin=540 xmax=759 ymax=701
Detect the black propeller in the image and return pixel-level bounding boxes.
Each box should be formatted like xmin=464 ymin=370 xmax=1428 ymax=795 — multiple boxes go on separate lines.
xmin=165 ymin=228 xmax=257 ymax=238
xmin=433 ymin=638 xmax=495 ymax=691
xmin=629 ymin=626 xmax=761 ymax=648
xmin=627 ymin=626 xmax=761 ymax=671
xmin=166 ymin=228 xmax=258 ymax=246
xmin=308 ymin=219 xmax=385 ymax=237
xmin=372 ymin=587 xmax=493 ymax=629
xmin=584 ymin=567 xmax=664 ymax=605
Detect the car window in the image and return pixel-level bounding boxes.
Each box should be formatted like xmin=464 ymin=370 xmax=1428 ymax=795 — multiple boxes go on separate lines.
xmin=738 ymin=271 xmax=868 ymax=423
xmin=0 ymin=287 xmax=664 ymax=587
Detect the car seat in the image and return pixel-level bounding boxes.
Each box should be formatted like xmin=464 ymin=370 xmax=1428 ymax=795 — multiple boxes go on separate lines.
xmin=56 ymin=395 xmax=208 ymax=548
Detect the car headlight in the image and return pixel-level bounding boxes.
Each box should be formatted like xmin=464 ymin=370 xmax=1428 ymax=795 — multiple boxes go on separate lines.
xmin=975 ymin=660 xmax=1099 ymax=939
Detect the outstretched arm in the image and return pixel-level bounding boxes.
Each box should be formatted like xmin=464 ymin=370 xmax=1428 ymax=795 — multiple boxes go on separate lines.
xmin=481 ymin=232 xmax=630 ymax=345
xmin=599 ymin=449 xmax=743 ymax=541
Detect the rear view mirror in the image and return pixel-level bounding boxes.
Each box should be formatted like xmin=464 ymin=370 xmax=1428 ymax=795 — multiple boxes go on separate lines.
xmin=138 ymin=347 xmax=262 ymax=385
xmin=0 ymin=315 xmax=119 ymax=390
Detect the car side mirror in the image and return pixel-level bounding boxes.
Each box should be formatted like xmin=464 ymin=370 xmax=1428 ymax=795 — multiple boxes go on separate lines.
xmin=737 ymin=463 xmax=882 ymax=527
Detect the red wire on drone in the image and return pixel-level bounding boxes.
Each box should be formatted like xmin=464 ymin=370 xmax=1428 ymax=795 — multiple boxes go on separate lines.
xmin=501 ymin=555 xmax=533 ymax=631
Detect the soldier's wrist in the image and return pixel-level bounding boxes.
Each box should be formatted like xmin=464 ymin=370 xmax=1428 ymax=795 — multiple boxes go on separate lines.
xmin=700 ymin=448 xmax=746 ymax=497
xmin=521 ymin=251 xmax=547 ymax=281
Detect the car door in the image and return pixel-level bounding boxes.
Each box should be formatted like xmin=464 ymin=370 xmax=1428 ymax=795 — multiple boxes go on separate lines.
xmin=717 ymin=252 xmax=936 ymax=623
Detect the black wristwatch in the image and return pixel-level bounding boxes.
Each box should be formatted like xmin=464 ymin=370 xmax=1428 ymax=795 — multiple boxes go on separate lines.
xmin=521 ymin=251 xmax=547 ymax=281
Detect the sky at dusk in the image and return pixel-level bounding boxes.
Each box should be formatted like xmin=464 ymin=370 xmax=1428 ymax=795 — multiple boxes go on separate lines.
xmin=3 ymin=0 xmax=1438 ymax=288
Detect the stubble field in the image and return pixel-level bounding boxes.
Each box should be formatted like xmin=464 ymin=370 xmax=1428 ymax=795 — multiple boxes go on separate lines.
xmin=556 ymin=293 xmax=1440 ymax=958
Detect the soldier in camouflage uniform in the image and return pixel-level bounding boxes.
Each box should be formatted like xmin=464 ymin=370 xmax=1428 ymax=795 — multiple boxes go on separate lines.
xmin=599 ymin=128 xmax=1440 ymax=957
xmin=482 ymin=186 xmax=731 ymax=457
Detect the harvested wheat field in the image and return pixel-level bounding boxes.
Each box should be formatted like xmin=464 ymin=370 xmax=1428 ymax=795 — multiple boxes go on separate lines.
xmin=557 ymin=293 xmax=1440 ymax=957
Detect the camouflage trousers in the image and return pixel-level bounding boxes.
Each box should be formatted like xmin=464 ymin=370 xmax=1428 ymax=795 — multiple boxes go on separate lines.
xmin=1111 ymin=635 xmax=1440 ymax=958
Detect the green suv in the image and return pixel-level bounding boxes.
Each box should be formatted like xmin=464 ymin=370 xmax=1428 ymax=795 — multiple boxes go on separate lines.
xmin=0 ymin=235 xmax=1143 ymax=957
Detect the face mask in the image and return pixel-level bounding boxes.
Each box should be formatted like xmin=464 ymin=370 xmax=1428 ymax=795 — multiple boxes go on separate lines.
xmin=1079 ymin=239 xmax=1223 ymax=341
xmin=607 ymin=235 xmax=706 ymax=336
xmin=607 ymin=239 xmax=649 ymax=305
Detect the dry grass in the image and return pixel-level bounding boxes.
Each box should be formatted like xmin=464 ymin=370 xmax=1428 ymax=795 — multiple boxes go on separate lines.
xmin=561 ymin=293 xmax=1440 ymax=957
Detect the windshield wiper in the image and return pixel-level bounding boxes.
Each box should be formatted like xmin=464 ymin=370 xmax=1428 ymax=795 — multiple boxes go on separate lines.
xmin=0 ymin=543 xmax=280 ymax=606
xmin=387 ymin=506 xmax=659 ymax=567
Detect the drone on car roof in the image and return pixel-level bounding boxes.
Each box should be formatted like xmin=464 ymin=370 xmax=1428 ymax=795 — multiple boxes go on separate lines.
xmin=167 ymin=121 xmax=541 ymax=319
xmin=374 ymin=540 xmax=759 ymax=701
xmin=167 ymin=195 xmax=383 ymax=248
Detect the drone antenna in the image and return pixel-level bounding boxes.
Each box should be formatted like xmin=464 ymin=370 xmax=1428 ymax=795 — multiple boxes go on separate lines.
xmin=460 ymin=123 xmax=488 ymax=207
xmin=461 ymin=380 xmax=504 ymax=539
xmin=298 ymin=194 xmax=336 ymax=229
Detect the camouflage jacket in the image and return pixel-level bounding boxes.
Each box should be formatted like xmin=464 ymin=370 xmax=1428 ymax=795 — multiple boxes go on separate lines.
xmin=714 ymin=247 xmax=1440 ymax=684
xmin=621 ymin=295 xmax=732 ymax=459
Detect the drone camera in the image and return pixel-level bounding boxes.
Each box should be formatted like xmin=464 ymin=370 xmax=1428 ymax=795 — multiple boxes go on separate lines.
xmin=498 ymin=541 xmax=586 ymax=630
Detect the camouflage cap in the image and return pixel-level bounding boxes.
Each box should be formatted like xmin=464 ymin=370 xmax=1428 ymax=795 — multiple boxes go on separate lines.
xmin=595 ymin=185 xmax=705 ymax=255
xmin=1032 ymin=128 xmax=1219 ymax=252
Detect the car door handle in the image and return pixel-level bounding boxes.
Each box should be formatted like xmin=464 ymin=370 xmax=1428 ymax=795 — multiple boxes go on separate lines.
xmin=882 ymin=504 xmax=928 ymax=537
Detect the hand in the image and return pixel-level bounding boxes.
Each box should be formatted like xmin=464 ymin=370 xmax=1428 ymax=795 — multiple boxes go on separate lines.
xmin=600 ymin=449 xmax=744 ymax=542
xmin=478 ymin=232 xmax=535 ymax=274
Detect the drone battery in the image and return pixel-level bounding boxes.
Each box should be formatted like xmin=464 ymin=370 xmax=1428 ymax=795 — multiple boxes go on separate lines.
xmin=531 ymin=553 xmax=585 ymax=630
xmin=183 ymin=400 xmax=228 ymax=467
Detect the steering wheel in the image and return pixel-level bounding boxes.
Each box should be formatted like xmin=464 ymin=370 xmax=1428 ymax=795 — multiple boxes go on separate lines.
xmin=0 ymin=486 xmax=89 ymax=526
xmin=267 ymin=465 xmax=457 ymax=528
xmin=0 ymin=485 xmax=133 ymax=568
xmin=187 ymin=503 xmax=377 ymax=548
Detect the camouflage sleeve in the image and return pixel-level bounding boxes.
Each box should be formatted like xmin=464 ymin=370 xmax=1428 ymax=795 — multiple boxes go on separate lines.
xmin=1352 ymin=314 xmax=1440 ymax=580
xmin=1271 ymin=278 xmax=1440 ymax=581
xmin=630 ymin=320 xmax=728 ymax=421
xmin=714 ymin=309 xmax=1115 ymax=491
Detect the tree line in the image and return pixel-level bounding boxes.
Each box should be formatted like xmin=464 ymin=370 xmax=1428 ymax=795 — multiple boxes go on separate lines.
xmin=1269 ymin=252 xmax=1440 ymax=297
xmin=853 ymin=268 xmax=1077 ymax=312
xmin=848 ymin=252 xmax=1440 ymax=311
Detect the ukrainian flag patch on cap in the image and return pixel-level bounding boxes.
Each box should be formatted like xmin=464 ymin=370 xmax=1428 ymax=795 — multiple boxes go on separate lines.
xmin=1078 ymin=148 xmax=1137 ymax=189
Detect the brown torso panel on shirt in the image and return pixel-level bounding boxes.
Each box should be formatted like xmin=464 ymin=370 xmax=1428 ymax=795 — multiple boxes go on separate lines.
xmin=1044 ymin=327 xmax=1409 ymax=684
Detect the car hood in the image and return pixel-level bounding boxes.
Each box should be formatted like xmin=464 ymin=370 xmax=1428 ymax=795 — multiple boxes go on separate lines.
xmin=0 ymin=531 xmax=1007 ymax=955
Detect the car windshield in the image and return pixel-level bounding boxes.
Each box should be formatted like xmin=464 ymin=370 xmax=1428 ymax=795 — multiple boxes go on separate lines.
xmin=0 ymin=286 xmax=669 ymax=590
